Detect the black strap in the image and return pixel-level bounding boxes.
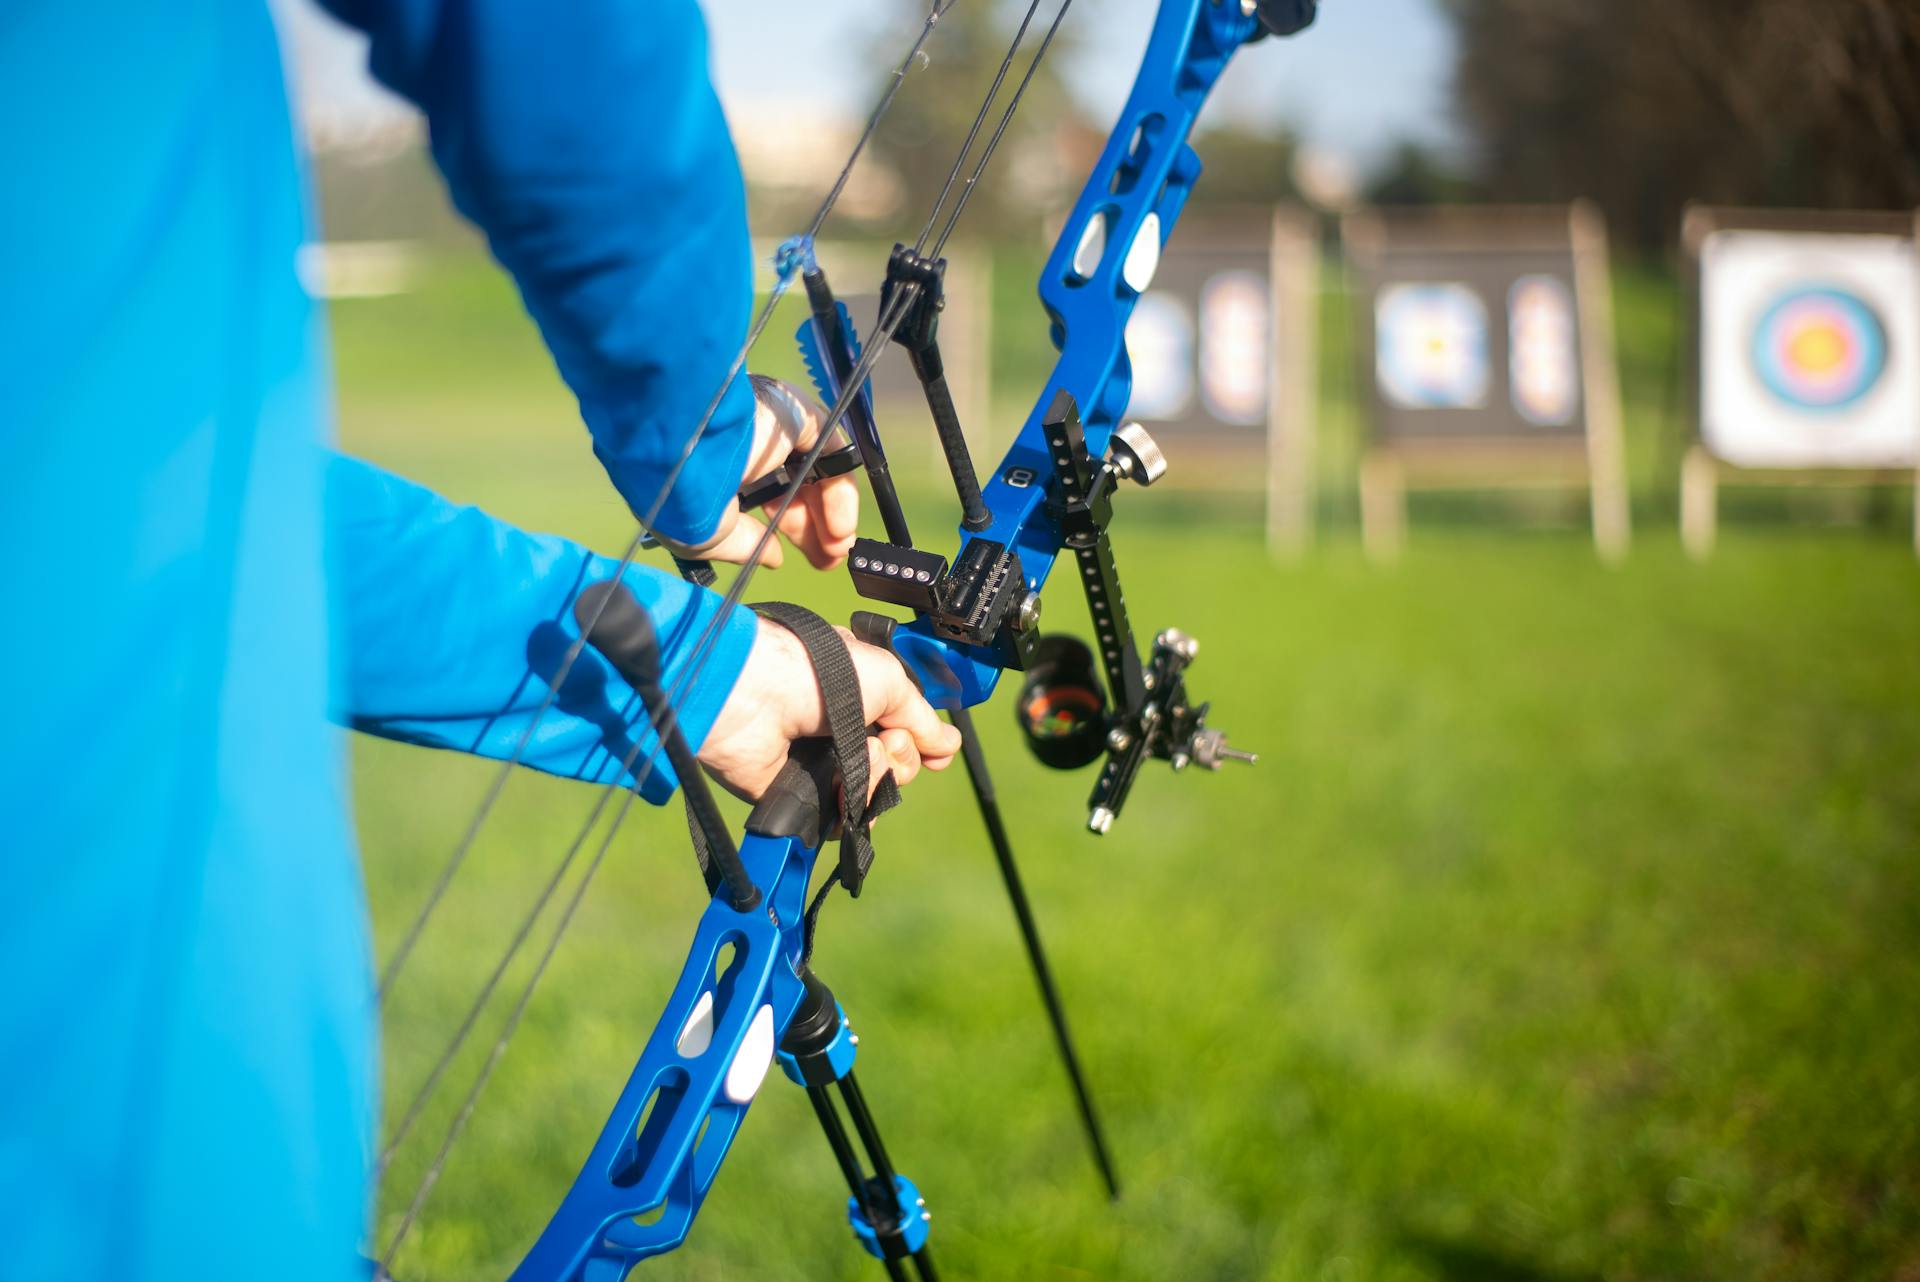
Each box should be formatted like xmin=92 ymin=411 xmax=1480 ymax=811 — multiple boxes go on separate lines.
xmin=751 ymin=602 xmax=901 ymax=897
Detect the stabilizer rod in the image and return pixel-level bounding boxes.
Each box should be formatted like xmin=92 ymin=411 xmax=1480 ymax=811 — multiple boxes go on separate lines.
xmin=951 ymin=706 xmax=1121 ymax=1199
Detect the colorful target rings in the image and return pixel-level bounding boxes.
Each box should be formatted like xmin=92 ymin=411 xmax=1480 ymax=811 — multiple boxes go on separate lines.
xmin=1749 ymin=285 xmax=1888 ymax=412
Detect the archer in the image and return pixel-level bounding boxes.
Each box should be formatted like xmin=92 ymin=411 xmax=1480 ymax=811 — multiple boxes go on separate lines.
xmin=0 ymin=6 xmax=957 ymax=1282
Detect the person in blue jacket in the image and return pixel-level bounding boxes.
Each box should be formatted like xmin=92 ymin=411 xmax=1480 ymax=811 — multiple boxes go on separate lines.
xmin=0 ymin=3 xmax=960 ymax=1280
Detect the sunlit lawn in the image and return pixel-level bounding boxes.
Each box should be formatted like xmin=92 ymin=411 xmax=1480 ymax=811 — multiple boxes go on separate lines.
xmin=339 ymin=253 xmax=1920 ymax=1282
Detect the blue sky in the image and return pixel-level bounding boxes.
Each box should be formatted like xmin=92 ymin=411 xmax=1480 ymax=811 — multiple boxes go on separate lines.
xmin=283 ymin=0 xmax=1457 ymax=170
xmin=703 ymin=0 xmax=1458 ymax=166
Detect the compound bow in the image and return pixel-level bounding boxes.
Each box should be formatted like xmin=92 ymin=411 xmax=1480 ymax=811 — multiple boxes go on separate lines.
xmin=373 ymin=2 xmax=1317 ymax=1277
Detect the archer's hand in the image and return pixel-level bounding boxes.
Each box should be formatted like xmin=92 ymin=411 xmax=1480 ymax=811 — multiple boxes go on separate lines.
xmin=698 ymin=618 xmax=961 ymax=804
xmin=662 ymin=375 xmax=860 ymax=570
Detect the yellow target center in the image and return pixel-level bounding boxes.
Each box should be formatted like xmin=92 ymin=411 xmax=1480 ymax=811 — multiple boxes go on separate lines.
xmin=1788 ymin=323 xmax=1847 ymax=374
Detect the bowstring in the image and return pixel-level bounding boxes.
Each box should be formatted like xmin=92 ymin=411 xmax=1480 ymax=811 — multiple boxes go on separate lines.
xmin=375 ymin=741 xmax=656 ymax=1273
xmin=374 ymin=0 xmax=963 ymax=1007
xmin=376 ymin=0 xmax=1079 ymax=1269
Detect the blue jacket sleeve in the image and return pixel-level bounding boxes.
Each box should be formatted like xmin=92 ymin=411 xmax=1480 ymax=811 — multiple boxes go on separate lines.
xmin=318 ymin=0 xmax=757 ymax=546
xmin=326 ymin=453 xmax=758 ymax=802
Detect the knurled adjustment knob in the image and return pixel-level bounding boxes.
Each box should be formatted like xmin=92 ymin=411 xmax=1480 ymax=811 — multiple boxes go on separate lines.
xmin=1188 ymin=726 xmax=1257 ymax=770
xmin=1110 ymin=422 xmax=1167 ymax=486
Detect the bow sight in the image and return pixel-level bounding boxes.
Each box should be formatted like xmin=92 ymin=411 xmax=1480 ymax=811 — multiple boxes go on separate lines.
xmin=815 ymin=253 xmax=1256 ymax=835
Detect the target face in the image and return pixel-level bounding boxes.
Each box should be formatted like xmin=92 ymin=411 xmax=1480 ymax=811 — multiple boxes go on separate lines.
xmin=1700 ymin=228 xmax=1919 ymax=468
xmin=1376 ymin=282 xmax=1489 ymax=410
xmin=1199 ymin=271 xmax=1269 ymax=425
xmin=1124 ymin=291 xmax=1194 ymax=420
xmin=1508 ymin=274 xmax=1579 ymax=426
xmin=1749 ymin=286 xmax=1888 ymax=412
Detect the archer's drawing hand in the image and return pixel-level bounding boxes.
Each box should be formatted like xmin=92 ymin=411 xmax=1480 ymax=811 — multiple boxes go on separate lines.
xmin=662 ymin=375 xmax=860 ymax=571
xmin=698 ymin=618 xmax=962 ymax=804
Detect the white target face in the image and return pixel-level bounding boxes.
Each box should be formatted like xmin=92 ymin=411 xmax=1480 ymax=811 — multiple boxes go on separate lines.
xmin=1375 ymin=282 xmax=1490 ymax=410
xmin=1199 ymin=270 xmax=1270 ymax=426
xmin=1508 ymin=274 xmax=1579 ymax=426
xmin=1124 ymin=291 xmax=1194 ymax=421
xmin=1701 ymin=229 xmax=1920 ymax=468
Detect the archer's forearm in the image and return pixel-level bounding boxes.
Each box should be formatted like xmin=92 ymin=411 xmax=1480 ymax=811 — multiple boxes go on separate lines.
xmin=323 ymin=453 xmax=754 ymax=801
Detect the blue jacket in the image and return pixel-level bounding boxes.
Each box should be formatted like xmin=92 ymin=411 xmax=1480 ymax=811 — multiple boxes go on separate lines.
xmin=0 ymin=2 xmax=761 ymax=1278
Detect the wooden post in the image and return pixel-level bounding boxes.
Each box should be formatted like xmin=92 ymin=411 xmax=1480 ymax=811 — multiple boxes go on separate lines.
xmin=943 ymin=246 xmax=992 ymax=464
xmin=1359 ymin=449 xmax=1405 ymax=563
xmin=1266 ymin=208 xmax=1319 ymax=559
xmin=1680 ymin=444 xmax=1718 ymax=561
xmin=1570 ymin=202 xmax=1631 ymax=564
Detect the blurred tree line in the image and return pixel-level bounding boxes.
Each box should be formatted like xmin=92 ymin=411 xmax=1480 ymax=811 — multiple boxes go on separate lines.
xmin=856 ymin=0 xmax=1309 ymax=237
xmin=1392 ymin=0 xmax=1920 ymax=247
xmin=312 ymin=0 xmax=1920 ymax=257
xmin=858 ymin=1 xmax=1087 ymax=239
xmin=861 ymin=0 xmax=1920 ymax=253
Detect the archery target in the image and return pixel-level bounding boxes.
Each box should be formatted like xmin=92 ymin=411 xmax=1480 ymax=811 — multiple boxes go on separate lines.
xmin=1750 ymin=287 xmax=1886 ymax=410
xmin=1508 ymin=274 xmax=1578 ymax=426
xmin=1125 ymin=291 xmax=1194 ymax=420
xmin=1198 ymin=270 xmax=1269 ymax=425
xmin=1701 ymin=229 xmax=1920 ymax=468
xmin=1375 ymin=282 xmax=1490 ymax=410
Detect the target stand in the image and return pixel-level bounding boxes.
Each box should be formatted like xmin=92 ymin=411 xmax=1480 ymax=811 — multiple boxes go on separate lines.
xmin=1343 ymin=203 xmax=1630 ymax=563
xmin=1680 ymin=205 xmax=1920 ymax=560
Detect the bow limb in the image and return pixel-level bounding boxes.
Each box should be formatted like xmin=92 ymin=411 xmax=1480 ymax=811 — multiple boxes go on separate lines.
xmin=510 ymin=821 xmax=821 ymax=1281
xmin=890 ymin=0 xmax=1275 ymax=709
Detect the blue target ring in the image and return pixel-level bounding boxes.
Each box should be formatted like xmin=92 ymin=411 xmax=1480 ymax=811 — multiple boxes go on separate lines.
xmin=1749 ymin=285 xmax=1888 ymax=412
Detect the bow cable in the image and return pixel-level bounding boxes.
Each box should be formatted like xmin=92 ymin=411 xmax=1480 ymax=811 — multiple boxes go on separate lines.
xmin=923 ymin=0 xmax=1075 ymax=261
xmin=911 ymin=0 xmax=1046 ymax=254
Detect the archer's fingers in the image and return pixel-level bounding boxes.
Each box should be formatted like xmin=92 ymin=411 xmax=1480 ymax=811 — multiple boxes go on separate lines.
xmin=769 ymin=495 xmax=837 ymax=571
xmin=845 ymin=634 xmax=962 ymax=766
xmin=684 ymin=509 xmax=783 ymax=569
xmin=767 ymin=477 xmax=859 ymax=570
xmin=867 ymin=728 xmax=921 ymax=796
xmin=811 ymin=474 xmax=861 ymax=557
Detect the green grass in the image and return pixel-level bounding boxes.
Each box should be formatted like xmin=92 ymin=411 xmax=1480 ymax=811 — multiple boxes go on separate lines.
xmin=339 ymin=252 xmax=1920 ymax=1282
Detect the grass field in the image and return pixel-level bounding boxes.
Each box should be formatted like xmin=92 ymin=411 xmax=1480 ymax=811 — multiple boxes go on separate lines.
xmin=338 ymin=252 xmax=1920 ymax=1282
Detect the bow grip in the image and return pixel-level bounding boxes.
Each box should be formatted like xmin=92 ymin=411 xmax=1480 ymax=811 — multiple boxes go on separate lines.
xmin=745 ymin=739 xmax=842 ymax=849
xmin=574 ymin=579 xmax=662 ymax=690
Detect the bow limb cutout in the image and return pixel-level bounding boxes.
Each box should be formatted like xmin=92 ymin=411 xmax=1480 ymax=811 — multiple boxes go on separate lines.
xmin=507 ymin=787 xmax=826 ymax=1280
